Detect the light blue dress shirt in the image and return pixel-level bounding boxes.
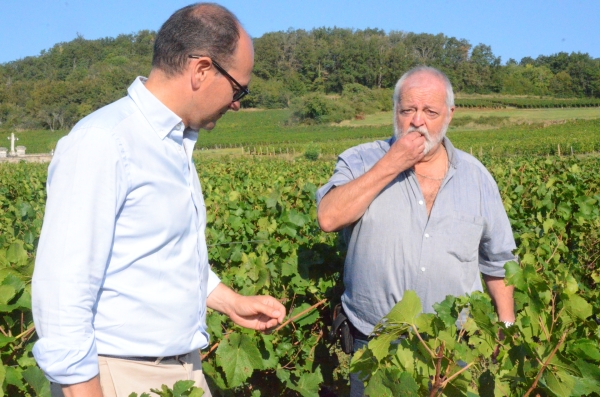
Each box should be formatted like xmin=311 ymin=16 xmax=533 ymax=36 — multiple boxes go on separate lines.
xmin=316 ymin=137 xmax=516 ymax=335
xmin=32 ymin=77 xmax=221 ymax=384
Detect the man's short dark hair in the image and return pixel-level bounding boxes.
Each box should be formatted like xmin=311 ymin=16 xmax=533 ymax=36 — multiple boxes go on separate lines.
xmin=152 ymin=3 xmax=241 ymax=76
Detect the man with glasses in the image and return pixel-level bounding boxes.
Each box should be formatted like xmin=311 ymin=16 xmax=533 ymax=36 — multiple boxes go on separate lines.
xmin=32 ymin=4 xmax=284 ymax=397
xmin=188 ymin=55 xmax=249 ymax=103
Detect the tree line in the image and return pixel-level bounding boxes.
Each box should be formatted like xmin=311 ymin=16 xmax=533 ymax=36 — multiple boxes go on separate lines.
xmin=1 ymin=28 xmax=599 ymax=130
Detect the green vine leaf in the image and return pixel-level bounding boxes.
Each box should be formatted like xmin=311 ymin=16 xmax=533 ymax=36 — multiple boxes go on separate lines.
xmin=0 ymin=285 xmax=16 ymax=305
xmin=216 ymin=333 xmax=264 ymax=387
xmin=504 ymin=260 xmax=525 ymax=290
xmin=287 ymin=370 xmax=323 ymax=397
xmin=6 ymin=241 xmax=27 ymax=265
xmin=384 ymin=290 xmax=422 ymax=325
xmin=433 ymin=296 xmax=457 ymax=328
xmin=368 ymin=332 xmax=400 ymax=363
xmin=364 ymin=369 xmax=419 ymax=397
xmin=21 ymin=366 xmax=50 ymax=397
xmin=562 ymin=294 xmax=592 ymax=321
xmin=0 ymin=362 xmax=6 ymax=397
xmin=544 ymin=369 xmax=576 ymax=397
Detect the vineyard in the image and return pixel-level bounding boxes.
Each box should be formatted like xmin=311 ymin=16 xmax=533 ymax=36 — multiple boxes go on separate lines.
xmin=238 ymin=119 xmax=600 ymax=159
xmin=1 ymin=144 xmax=599 ymax=396
xmin=455 ymin=97 xmax=600 ymax=109
xmin=5 ymin=104 xmax=600 ymax=157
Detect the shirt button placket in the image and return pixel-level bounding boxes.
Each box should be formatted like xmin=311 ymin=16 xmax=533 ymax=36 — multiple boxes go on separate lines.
xmin=419 ymin=231 xmax=431 ymax=275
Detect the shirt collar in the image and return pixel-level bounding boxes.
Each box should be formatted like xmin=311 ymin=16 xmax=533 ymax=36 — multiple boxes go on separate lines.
xmin=442 ymin=137 xmax=460 ymax=168
xmin=127 ymin=76 xmax=183 ymax=140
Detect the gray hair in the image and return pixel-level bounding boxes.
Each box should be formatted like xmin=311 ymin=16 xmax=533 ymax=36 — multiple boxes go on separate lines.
xmin=393 ymin=66 xmax=455 ymax=116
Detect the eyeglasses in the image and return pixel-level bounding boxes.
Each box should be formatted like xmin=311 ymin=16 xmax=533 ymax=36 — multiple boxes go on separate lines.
xmin=188 ymin=55 xmax=250 ymax=102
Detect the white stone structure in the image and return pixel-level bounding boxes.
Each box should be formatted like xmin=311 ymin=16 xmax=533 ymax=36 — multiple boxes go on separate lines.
xmin=0 ymin=147 xmax=7 ymax=158
xmin=7 ymin=133 xmax=18 ymax=156
xmin=16 ymin=146 xmax=26 ymax=156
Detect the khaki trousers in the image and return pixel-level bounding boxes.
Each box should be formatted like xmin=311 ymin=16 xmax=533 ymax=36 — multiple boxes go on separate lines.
xmin=51 ymin=351 xmax=212 ymax=397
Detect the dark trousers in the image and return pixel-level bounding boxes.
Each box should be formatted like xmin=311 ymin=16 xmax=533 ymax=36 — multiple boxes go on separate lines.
xmin=349 ymin=338 xmax=368 ymax=397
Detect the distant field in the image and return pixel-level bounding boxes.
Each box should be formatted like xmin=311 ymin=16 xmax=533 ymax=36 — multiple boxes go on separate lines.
xmin=3 ymin=106 xmax=600 ymax=155
xmin=237 ymin=119 xmax=600 ymax=158
xmin=197 ymin=109 xmax=393 ymax=148
xmin=342 ymin=107 xmax=600 ymax=128
xmin=202 ymin=107 xmax=600 ymax=147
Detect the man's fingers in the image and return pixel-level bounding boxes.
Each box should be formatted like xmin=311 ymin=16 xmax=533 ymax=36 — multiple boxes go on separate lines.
xmin=255 ymin=303 xmax=280 ymax=318
xmin=255 ymin=297 xmax=286 ymax=322
xmin=264 ymin=318 xmax=280 ymax=329
xmin=405 ymin=131 xmax=426 ymax=143
xmin=261 ymin=321 xmax=279 ymax=334
xmin=398 ymin=132 xmax=426 ymax=148
xmin=404 ymin=131 xmax=422 ymax=140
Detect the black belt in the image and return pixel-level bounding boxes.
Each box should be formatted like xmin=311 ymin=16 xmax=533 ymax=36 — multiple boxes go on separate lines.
xmin=99 ymin=353 xmax=187 ymax=362
xmin=348 ymin=320 xmax=371 ymax=341
xmin=350 ymin=328 xmax=371 ymax=341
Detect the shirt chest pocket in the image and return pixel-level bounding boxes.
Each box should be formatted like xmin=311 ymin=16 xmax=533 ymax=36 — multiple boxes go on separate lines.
xmin=441 ymin=212 xmax=484 ymax=263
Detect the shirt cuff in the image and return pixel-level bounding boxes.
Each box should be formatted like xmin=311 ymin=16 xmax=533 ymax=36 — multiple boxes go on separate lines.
xmin=33 ymin=334 xmax=98 ymax=385
xmin=479 ymin=259 xmax=511 ymax=278
xmin=316 ymin=178 xmax=350 ymax=206
xmin=206 ymin=269 xmax=221 ymax=296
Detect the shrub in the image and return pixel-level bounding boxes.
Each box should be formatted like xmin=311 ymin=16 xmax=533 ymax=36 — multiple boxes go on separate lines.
xmin=369 ymin=88 xmax=394 ymax=112
xmin=342 ymin=84 xmax=393 ymax=115
xmin=289 ymin=93 xmax=354 ymax=124
xmin=241 ymin=77 xmax=290 ymax=109
xmin=303 ymin=143 xmax=321 ymax=160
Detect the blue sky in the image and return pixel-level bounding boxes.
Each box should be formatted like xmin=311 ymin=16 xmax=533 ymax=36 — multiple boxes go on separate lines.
xmin=2 ymin=0 xmax=599 ymax=64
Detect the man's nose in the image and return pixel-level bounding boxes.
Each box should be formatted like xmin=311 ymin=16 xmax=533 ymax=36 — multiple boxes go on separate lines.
xmin=411 ymin=111 xmax=425 ymax=127
xmin=229 ymin=100 xmax=241 ymax=111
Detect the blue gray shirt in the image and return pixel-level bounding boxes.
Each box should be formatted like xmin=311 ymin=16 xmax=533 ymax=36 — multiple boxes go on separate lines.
xmin=316 ymin=136 xmax=516 ymax=335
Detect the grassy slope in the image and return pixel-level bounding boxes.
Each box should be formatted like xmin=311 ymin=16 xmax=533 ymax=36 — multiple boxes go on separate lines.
xmin=198 ymin=109 xmax=390 ymax=148
xmin=447 ymin=119 xmax=600 ymax=156
xmin=3 ymin=107 xmax=600 ymax=154
xmin=1 ymin=130 xmax=66 ymax=155
xmin=343 ymin=107 xmax=600 ymax=128
xmin=258 ymin=119 xmax=600 ymax=158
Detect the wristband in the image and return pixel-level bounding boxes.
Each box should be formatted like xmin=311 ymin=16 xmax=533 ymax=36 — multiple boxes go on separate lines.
xmin=502 ymin=321 xmax=514 ymax=327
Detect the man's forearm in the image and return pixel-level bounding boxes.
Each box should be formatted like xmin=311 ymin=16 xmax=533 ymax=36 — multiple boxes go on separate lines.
xmin=317 ymin=160 xmax=400 ymax=232
xmin=206 ymin=282 xmax=285 ymax=331
xmin=61 ymin=376 xmax=103 ymax=397
xmin=318 ymin=131 xmax=426 ymax=232
xmin=206 ymin=282 xmax=238 ymax=316
xmin=483 ymin=275 xmax=515 ymax=322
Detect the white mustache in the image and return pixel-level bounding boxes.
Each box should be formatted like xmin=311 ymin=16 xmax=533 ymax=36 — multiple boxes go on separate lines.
xmin=405 ymin=126 xmax=432 ymax=142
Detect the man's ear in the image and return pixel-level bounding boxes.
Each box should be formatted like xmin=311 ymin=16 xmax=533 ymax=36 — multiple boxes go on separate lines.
xmin=190 ymin=57 xmax=212 ymax=90
xmin=447 ymin=106 xmax=455 ymax=123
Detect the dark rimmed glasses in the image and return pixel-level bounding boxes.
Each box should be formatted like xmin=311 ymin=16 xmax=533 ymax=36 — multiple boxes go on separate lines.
xmin=188 ymin=55 xmax=250 ymax=102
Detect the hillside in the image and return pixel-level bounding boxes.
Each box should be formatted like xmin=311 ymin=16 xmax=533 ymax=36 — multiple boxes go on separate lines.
xmin=1 ymin=29 xmax=599 ymax=131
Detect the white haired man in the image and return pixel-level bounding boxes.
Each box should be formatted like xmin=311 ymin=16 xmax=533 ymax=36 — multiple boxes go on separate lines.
xmin=317 ymin=66 xmax=516 ymax=396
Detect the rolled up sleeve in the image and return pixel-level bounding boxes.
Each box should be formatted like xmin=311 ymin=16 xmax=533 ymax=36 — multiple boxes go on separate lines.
xmin=32 ymin=127 xmax=128 ymax=384
xmin=478 ymin=177 xmax=516 ymax=277
xmin=207 ymin=269 xmax=221 ymax=296
xmin=316 ymin=147 xmax=372 ymax=206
